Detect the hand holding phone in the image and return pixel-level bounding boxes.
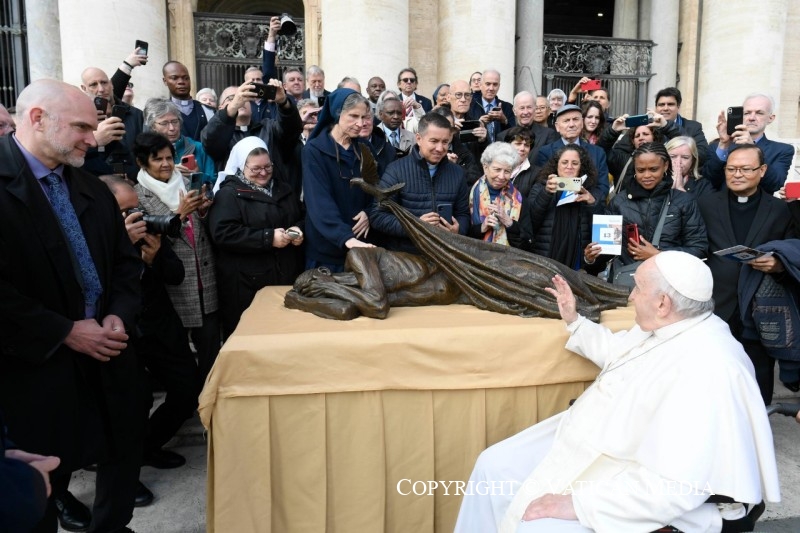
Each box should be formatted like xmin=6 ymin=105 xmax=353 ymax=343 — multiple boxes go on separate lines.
xmin=726 ymin=106 xmax=744 ymax=137
xmin=111 ymin=105 xmax=126 ymax=120
xmin=624 ymin=114 xmax=652 ymax=128
xmin=252 ymin=82 xmax=278 ymax=101
xmin=554 ymin=177 xmax=582 ymax=192
xmin=181 ymin=154 xmax=197 ymax=171
xmin=580 ymin=79 xmax=602 ymax=92
xmin=625 ymin=223 xmax=640 ymax=244
xmin=785 ymin=181 xmax=800 ymax=199
xmin=437 ymin=203 xmax=453 ymax=224
xmin=94 ymin=97 xmax=109 ymax=113
xmin=189 ymin=172 xmax=204 ymax=192
xmin=135 ymin=40 xmax=149 ymax=56
xmin=285 ymin=228 xmax=302 ymax=240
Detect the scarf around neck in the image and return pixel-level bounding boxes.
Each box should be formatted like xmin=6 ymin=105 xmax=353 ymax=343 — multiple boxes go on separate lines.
xmin=137 ymin=167 xmax=186 ymax=212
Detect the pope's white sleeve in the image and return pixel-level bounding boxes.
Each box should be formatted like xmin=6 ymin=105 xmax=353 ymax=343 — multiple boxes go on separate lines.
xmin=571 ymin=463 xmax=713 ymax=532
xmin=564 ymin=315 xmax=618 ymax=368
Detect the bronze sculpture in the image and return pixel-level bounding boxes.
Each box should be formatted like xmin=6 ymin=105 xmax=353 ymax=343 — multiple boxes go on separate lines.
xmin=285 ymin=180 xmax=630 ymax=321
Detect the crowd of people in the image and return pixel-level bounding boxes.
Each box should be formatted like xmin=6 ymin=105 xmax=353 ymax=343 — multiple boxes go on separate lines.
xmin=1 ymin=14 xmax=799 ymax=532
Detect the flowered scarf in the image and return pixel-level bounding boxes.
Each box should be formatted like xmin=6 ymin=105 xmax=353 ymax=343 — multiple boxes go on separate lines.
xmin=469 ymin=177 xmax=523 ymax=245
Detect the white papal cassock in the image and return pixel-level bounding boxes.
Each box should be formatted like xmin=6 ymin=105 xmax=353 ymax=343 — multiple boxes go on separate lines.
xmin=455 ymin=311 xmax=780 ymax=533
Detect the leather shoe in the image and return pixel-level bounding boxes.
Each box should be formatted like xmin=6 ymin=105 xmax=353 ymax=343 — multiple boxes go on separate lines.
xmin=143 ymin=448 xmax=186 ymax=469
xmin=54 ymin=491 xmax=91 ymax=532
xmin=134 ymin=481 xmax=155 ymax=507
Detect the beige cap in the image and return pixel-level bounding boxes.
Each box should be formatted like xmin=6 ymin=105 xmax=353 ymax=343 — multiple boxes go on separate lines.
xmin=653 ymin=251 xmax=713 ymax=302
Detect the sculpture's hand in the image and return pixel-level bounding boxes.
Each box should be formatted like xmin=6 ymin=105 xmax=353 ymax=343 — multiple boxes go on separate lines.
xmin=543 ymin=274 xmax=578 ymax=325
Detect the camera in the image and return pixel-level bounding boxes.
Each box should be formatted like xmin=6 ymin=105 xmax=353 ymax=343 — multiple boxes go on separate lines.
xmin=128 ymin=208 xmax=182 ymax=238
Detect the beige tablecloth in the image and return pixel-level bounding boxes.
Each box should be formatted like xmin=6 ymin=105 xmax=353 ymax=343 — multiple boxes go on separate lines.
xmin=199 ymin=286 xmax=634 ymax=532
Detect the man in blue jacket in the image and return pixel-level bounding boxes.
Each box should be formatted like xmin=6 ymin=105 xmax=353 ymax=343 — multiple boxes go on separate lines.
xmin=370 ymin=113 xmax=469 ymax=253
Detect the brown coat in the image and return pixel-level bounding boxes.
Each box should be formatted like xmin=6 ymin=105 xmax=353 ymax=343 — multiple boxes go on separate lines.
xmin=135 ymin=183 xmax=218 ymax=328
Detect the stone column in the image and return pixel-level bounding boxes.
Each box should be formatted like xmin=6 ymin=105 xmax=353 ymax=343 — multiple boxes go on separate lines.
xmin=58 ymin=0 xmax=169 ymax=108
xmin=613 ymin=0 xmax=639 ymax=39
xmin=409 ymin=0 xmax=438 ymax=100
xmin=646 ymin=0 xmax=679 ymax=106
xmin=303 ymin=0 xmax=322 ymax=69
xmin=319 ymin=0 xmax=409 ymax=96
xmin=27 ymin=0 xmax=63 ymax=81
xmin=515 ymin=0 xmax=544 ymax=96
xmin=779 ymin=1 xmax=800 ymax=138
xmin=167 ymin=0 xmax=198 ymax=96
xmin=638 ymin=0 xmax=651 ymax=40
xmin=439 ymin=0 xmax=516 ymax=102
xmin=696 ymin=0 xmax=789 ymax=142
xmin=676 ymin=0 xmax=701 ymax=119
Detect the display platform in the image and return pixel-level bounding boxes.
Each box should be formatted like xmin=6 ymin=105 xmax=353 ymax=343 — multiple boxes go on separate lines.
xmin=199 ymin=286 xmax=634 ymax=532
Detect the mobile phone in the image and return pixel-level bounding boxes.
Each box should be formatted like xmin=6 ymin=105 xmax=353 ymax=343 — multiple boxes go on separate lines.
xmin=285 ymin=229 xmax=302 ymax=240
xmin=580 ymin=79 xmax=602 ymax=92
xmin=554 ymin=176 xmax=582 ymax=192
xmin=624 ymin=114 xmax=651 ymax=128
xmin=317 ymin=95 xmax=326 ymax=108
xmin=111 ymin=105 xmax=126 ymax=120
xmin=625 ymin=223 xmax=640 ymax=244
xmin=491 ymin=106 xmax=502 ymax=113
xmin=189 ymin=172 xmax=204 ymax=192
xmin=181 ymin=154 xmax=197 ymax=171
xmin=437 ymin=203 xmax=453 ymax=223
xmin=94 ymin=97 xmax=109 ymax=112
xmin=135 ymin=40 xmax=148 ymax=56
xmin=727 ymin=106 xmax=744 ymax=136
xmin=785 ymin=181 xmax=800 ymax=199
xmin=460 ymin=120 xmax=481 ymax=130
xmin=252 ymin=82 xmax=277 ymax=100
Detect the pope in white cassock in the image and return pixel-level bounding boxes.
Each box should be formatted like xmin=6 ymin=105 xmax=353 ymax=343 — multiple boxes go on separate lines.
xmin=454 ymin=251 xmax=780 ymax=533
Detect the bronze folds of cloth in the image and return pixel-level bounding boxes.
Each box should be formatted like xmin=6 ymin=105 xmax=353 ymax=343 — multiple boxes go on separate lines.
xmin=285 ymin=180 xmax=630 ymax=321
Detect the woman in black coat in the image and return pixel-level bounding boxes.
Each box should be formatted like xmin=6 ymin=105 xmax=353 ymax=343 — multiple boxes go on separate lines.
xmin=607 ymin=142 xmax=707 ymax=268
xmin=209 ymin=137 xmax=305 ymax=338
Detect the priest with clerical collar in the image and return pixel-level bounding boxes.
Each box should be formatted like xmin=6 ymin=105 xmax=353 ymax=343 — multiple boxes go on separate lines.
xmin=455 ymin=251 xmax=780 ymax=533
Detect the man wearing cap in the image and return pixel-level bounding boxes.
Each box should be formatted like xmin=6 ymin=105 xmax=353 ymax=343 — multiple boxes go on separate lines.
xmin=455 ymin=251 xmax=779 ymax=533
xmin=535 ymin=104 xmax=610 ymax=207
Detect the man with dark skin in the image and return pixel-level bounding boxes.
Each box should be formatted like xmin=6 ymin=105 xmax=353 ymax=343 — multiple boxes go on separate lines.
xmin=378 ymin=98 xmax=414 ymax=153
xmin=367 ymin=76 xmax=386 ymax=115
xmin=162 ymin=61 xmax=208 ymax=141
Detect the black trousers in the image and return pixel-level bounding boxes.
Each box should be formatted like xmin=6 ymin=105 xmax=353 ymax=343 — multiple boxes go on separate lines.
xmin=137 ymin=319 xmax=199 ymax=452
xmin=729 ymin=313 xmax=775 ymax=405
xmin=190 ymin=311 xmax=221 ymax=385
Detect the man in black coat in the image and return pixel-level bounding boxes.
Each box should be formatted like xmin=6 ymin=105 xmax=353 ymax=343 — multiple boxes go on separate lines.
xmin=467 ymin=69 xmax=515 ymax=143
xmin=397 ymin=67 xmax=433 ymax=115
xmin=697 ymin=145 xmax=798 ymax=405
xmin=654 ymin=87 xmax=709 ymax=167
xmin=163 ymin=61 xmax=208 ymax=142
xmin=497 ymin=91 xmax=560 ymax=164
xmin=0 ymin=80 xmax=143 ymax=532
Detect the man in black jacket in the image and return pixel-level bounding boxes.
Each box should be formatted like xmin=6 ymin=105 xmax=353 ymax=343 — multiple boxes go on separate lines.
xmin=654 ymin=87 xmax=708 ymax=167
xmin=370 ymin=113 xmax=469 ymax=253
xmin=202 ymin=80 xmax=303 ymax=191
xmin=697 ymin=144 xmax=798 ymax=404
xmin=497 ymin=91 xmax=559 ymax=164
xmin=163 ymin=61 xmax=208 ymax=141
xmin=467 ymin=69 xmax=515 ymax=143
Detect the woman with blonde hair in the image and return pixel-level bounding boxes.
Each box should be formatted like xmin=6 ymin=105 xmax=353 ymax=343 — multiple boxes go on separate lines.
xmin=665 ymin=136 xmax=712 ymax=197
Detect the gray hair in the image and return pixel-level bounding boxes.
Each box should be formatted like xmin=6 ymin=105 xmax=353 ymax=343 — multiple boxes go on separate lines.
xmin=143 ymin=98 xmax=182 ymax=130
xmin=338 ymin=76 xmax=361 ymax=88
xmin=665 ymin=136 xmax=701 ymax=181
xmin=340 ymin=93 xmax=369 ymax=116
xmin=196 ymin=87 xmax=217 ymax=100
xmin=282 ymin=67 xmax=304 ymax=83
xmin=482 ymin=68 xmax=501 ymax=80
xmin=651 ymin=265 xmax=715 ymax=318
xmin=307 ymin=65 xmax=324 ymax=77
xmin=376 ymin=90 xmax=401 ymax=115
xmin=548 ymin=88 xmax=567 ymax=102
xmin=513 ymin=91 xmax=535 ymax=107
xmin=743 ymin=93 xmax=776 ymax=115
xmin=480 ymin=142 xmax=519 ymax=168
xmin=296 ymin=98 xmax=317 ymax=110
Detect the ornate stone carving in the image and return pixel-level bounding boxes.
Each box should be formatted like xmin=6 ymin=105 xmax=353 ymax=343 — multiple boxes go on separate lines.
xmin=543 ymin=36 xmax=653 ymax=76
xmin=194 ymin=15 xmax=304 ymax=63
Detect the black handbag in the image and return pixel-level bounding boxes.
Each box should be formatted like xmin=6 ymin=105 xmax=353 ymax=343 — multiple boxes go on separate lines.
xmin=609 ymin=193 xmax=671 ymax=287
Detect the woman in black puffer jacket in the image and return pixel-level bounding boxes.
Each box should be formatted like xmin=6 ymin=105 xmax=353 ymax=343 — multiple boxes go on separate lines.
xmin=608 ymin=142 xmax=707 ymax=268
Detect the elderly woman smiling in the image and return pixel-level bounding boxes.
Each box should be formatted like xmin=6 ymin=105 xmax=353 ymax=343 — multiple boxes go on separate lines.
xmin=468 ymin=142 xmax=523 ymax=245
xmin=208 ymin=137 xmax=305 ymax=338
xmin=144 ymin=98 xmax=215 ymax=186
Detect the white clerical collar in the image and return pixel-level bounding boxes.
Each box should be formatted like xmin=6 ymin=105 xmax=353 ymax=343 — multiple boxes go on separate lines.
xmin=652 ymin=311 xmax=713 ymax=340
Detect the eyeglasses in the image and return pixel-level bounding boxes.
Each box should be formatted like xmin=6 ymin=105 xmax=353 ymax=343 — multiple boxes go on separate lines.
xmin=452 ymin=92 xmax=472 ymax=100
xmin=400 ymin=77 xmax=417 ymax=83
xmin=724 ymin=166 xmax=763 ymax=176
xmin=245 ymin=163 xmax=273 ymax=174
xmin=127 ymin=82 xmax=134 ymax=89
xmin=155 ymin=119 xmax=181 ymax=128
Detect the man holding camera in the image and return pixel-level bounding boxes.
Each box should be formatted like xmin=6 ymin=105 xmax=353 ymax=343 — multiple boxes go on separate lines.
xmin=0 ymin=79 xmax=142 ymax=533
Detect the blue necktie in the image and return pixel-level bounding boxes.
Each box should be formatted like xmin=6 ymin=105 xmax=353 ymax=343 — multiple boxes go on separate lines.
xmin=485 ymin=103 xmax=496 ymax=142
xmin=390 ymin=130 xmax=399 ymax=148
xmin=45 ymin=173 xmax=103 ymax=315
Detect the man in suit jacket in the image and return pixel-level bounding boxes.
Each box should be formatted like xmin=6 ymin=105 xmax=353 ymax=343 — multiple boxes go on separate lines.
xmin=466 ymin=69 xmax=515 ymax=143
xmin=705 ymin=93 xmax=793 ymax=194
xmin=698 ymin=144 xmax=798 ymax=404
xmin=497 ymin=91 xmax=560 ymax=164
xmin=397 ymin=67 xmax=433 ymax=115
xmin=302 ymin=65 xmax=331 ymax=103
xmin=655 ymin=87 xmax=709 ymax=167
xmin=0 ymin=80 xmax=143 ymax=532
xmin=535 ymin=104 xmax=611 ymax=208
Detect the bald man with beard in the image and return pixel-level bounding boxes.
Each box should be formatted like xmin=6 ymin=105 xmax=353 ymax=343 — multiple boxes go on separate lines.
xmin=0 ymin=79 xmax=143 ymax=533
